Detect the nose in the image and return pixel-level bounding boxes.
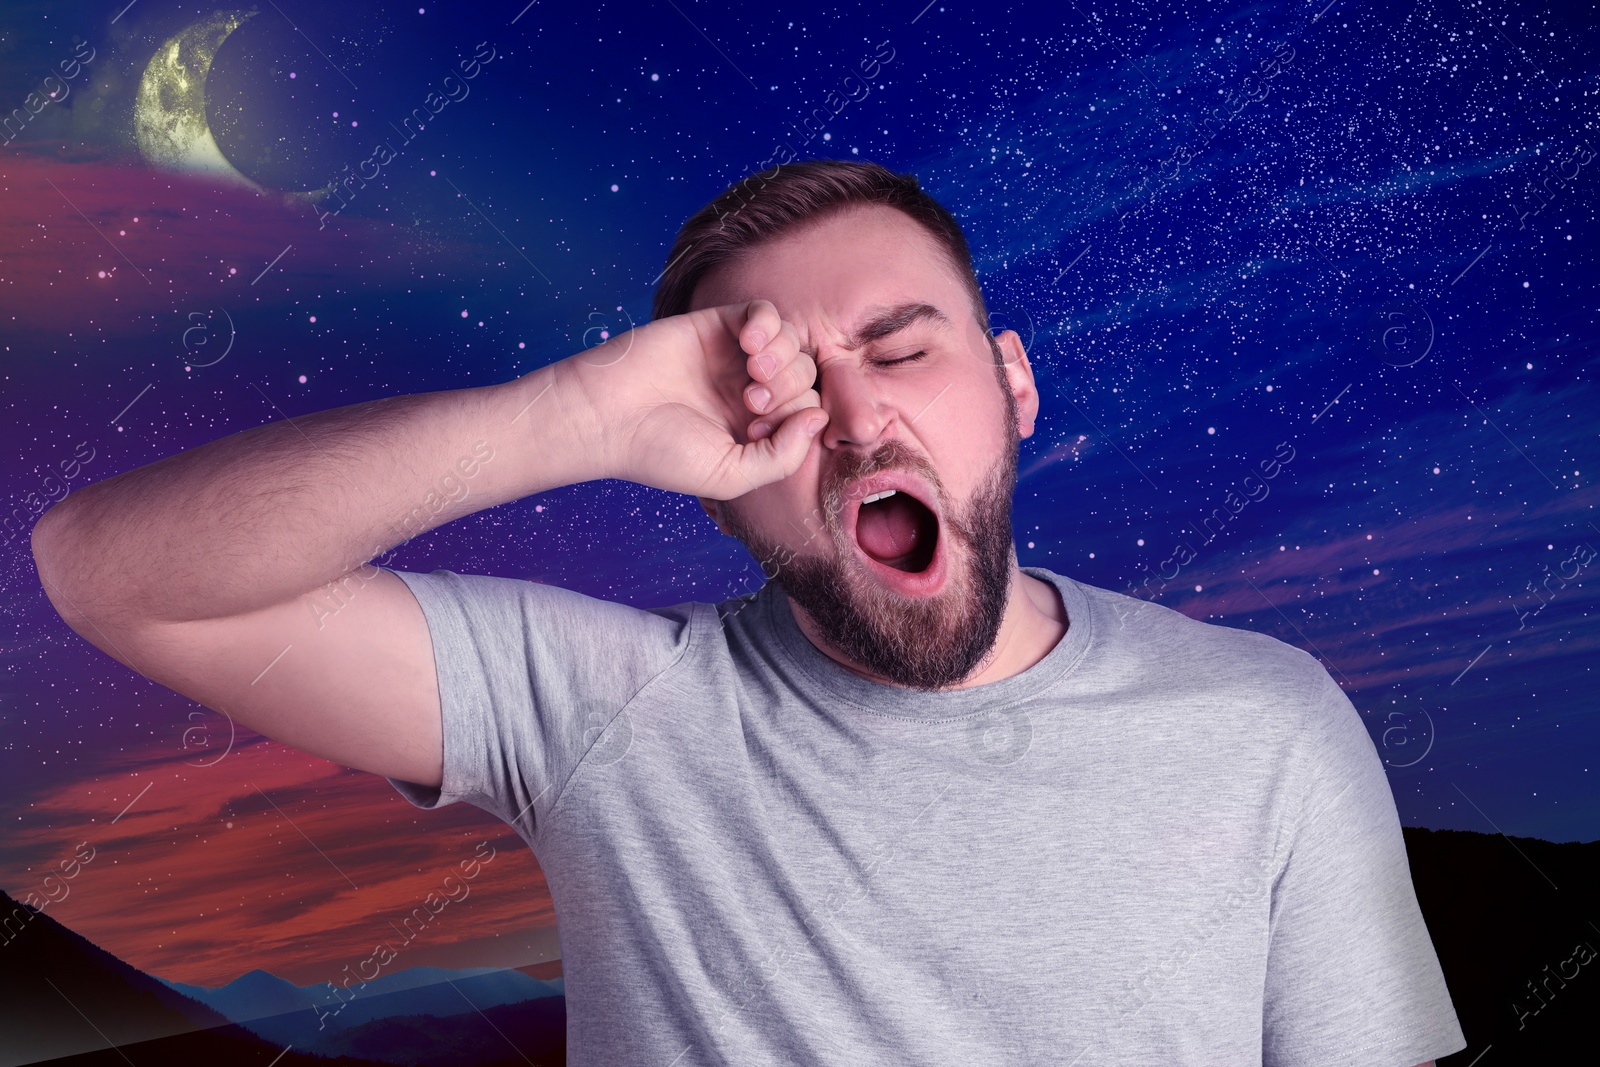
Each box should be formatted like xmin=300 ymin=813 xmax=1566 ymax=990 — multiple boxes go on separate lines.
xmin=815 ymin=360 xmax=893 ymax=452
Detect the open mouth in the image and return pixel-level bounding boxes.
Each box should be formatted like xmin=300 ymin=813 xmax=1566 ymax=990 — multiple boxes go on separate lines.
xmin=852 ymin=487 xmax=940 ymax=573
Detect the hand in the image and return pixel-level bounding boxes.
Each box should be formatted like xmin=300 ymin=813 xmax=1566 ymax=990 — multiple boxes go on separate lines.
xmin=565 ymin=299 xmax=828 ymax=501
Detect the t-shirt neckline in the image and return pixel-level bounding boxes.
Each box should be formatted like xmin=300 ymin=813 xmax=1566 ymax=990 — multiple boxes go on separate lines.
xmin=756 ymin=565 xmax=1094 ymax=721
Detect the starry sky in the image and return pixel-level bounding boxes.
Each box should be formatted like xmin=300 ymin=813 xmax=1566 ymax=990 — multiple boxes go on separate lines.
xmin=2 ymin=0 xmax=1597 ymax=989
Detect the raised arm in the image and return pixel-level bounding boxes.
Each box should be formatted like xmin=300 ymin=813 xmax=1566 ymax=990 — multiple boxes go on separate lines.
xmin=28 ymin=361 xmax=602 ymax=787
xmin=28 ymin=300 xmax=822 ymax=788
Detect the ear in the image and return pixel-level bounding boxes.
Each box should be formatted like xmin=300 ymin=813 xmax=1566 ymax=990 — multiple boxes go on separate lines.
xmin=993 ymin=329 xmax=1040 ymax=439
xmin=699 ymin=497 xmax=732 ymax=536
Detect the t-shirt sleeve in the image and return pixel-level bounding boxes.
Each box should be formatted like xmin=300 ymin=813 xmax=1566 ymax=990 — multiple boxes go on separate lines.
xmin=1261 ymin=669 xmax=1467 ymax=1067
xmin=380 ymin=567 xmax=696 ymax=841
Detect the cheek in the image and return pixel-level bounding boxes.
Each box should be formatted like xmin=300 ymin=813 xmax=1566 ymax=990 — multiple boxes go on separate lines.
xmin=934 ymin=391 xmax=998 ymax=460
xmin=937 ymin=409 xmax=1012 ymax=504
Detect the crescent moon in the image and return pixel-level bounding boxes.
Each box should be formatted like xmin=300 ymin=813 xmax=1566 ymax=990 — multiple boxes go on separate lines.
xmin=135 ymin=11 xmax=261 ymax=190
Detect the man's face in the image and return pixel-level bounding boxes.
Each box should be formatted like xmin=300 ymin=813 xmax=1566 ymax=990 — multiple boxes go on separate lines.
xmin=692 ymin=204 xmax=1040 ymax=691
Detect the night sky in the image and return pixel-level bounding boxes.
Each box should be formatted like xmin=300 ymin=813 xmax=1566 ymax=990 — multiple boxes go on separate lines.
xmin=2 ymin=0 xmax=1597 ymax=990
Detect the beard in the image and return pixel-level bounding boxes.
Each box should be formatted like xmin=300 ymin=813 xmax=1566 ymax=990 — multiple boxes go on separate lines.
xmin=725 ymin=372 xmax=1021 ymax=691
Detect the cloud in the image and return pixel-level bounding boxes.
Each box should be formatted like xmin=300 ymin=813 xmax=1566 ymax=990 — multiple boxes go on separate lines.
xmin=0 ymin=735 xmax=550 ymax=986
xmin=1018 ymin=433 xmax=1092 ymax=482
xmin=0 ymin=150 xmax=482 ymax=342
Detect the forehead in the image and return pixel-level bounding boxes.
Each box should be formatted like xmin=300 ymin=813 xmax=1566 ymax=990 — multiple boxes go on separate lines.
xmin=689 ymin=204 xmax=973 ymax=330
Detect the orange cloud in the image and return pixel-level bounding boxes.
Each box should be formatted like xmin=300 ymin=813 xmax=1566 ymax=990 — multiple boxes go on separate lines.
xmin=2 ymin=730 xmax=556 ymax=987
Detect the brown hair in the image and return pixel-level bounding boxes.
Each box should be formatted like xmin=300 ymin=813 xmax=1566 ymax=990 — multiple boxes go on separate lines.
xmin=651 ymin=159 xmax=994 ymax=342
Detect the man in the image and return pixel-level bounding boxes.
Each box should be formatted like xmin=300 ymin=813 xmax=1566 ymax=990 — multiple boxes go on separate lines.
xmin=31 ymin=159 xmax=1463 ymax=1066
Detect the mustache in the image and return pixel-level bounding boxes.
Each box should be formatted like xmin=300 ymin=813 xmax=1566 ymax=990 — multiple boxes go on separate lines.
xmin=820 ymin=439 xmax=940 ymax=523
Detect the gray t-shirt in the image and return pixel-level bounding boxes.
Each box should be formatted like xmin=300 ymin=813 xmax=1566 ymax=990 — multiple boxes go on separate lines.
xmin=382 ymin=564 xmax=1466 ymax=1067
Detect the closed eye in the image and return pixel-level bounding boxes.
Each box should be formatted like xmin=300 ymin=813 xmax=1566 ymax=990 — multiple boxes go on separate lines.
xmin=811 ymin=350 xmax=928 ymax=389
xmin=874 ymin=350 xmax=927 ymax=366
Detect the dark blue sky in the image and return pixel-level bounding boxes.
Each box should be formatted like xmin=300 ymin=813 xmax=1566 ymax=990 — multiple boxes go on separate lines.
xmin=1 ymin=0 xmax=1597 ymax=984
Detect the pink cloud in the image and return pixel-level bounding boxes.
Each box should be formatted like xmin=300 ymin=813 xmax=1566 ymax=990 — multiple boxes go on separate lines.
xmin=0 ymin=150 xmax=476 ymax=340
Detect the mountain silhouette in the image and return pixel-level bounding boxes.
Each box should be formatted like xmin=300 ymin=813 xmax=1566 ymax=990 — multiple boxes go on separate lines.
xmin=164 ymin=967 xmax=309 ymax=1022
xmin=1403 ymin=827 xmax=1599 ymax=1065
xmin=315 ymin=996 xmax=567 ymax=1066
xmin=0 ymin=887 xmax=385 ymax=1067
xmin=159 ymin=963 xmax=564 ymax=1050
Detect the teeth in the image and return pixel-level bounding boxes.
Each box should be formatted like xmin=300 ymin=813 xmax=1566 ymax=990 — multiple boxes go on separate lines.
xmin=861 ymin=489 xmax=899 ymax=505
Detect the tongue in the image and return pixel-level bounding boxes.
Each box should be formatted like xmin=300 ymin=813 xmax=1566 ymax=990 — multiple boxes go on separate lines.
xmin=856 ymin=495 xmax=924 ymax=567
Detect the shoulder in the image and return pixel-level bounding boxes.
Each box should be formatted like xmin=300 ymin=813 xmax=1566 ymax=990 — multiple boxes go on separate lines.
xmin=1073 ymin=574 xmax=1328 ymax=691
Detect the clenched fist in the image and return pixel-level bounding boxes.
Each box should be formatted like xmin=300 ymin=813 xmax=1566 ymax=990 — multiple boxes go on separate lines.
xmin=565 ymin=299 xmax=829 ymax=502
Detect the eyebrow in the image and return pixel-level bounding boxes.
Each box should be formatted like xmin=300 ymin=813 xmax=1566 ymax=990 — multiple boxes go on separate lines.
xmin=800 ymin=302 xmax=953 ymax=356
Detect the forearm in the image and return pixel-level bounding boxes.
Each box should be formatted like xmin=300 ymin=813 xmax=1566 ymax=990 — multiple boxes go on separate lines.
xmin=31 ymin=358 xmax=599 ymax=630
